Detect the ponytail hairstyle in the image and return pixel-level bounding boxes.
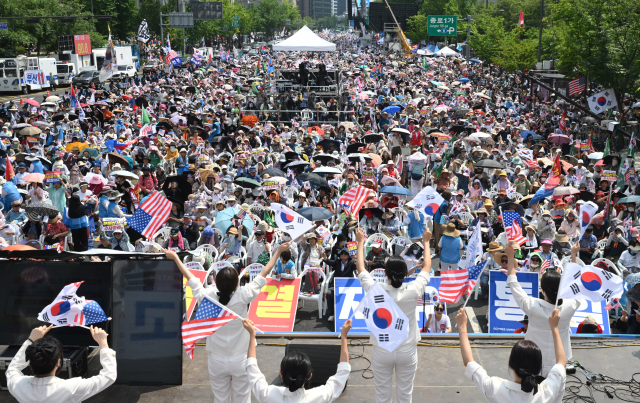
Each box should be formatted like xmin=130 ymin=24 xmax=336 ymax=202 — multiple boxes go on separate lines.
xmin=280 ymin=351 xmax=313 ymax=392
xmin=508 ymin=340 xmax=545 ymax=395
xmin=216 ymin=267 xmax=239 ymax=305
xmin=540 ymin=270 xmax=563 ymax=306
xmin=25 ymin=336 xmax=63 ymax=376
xmin=385 ymin=256 xmax=408 ymax=288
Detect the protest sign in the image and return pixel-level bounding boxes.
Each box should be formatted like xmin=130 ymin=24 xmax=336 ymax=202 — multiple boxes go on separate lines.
xmin=602 ymin=170 xmax=618 ymax=182
xmin=262 ymin=179 xmax=280 ymax=190
xmin=183 ymin=269 xmax=208 ymax=321
xmin=488 ymin=271 xmax=539 ymax=333
xmin=248 ymin=278 xmax=301 ymax=332
xmin=347 ymin=241 xmax=358 ymax=256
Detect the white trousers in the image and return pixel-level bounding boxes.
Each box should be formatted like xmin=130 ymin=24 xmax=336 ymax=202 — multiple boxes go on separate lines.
xmin=208 ymin=352 xmax=251 ymax=403
xmin=371 ymin=344 xmax=418 ymax=403
xmin=440 ymin=262 xmax=459 ymax=271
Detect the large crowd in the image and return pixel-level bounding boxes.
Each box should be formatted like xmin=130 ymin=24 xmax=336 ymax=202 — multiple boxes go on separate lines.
xmin=1 ymin=29 xmax=640 ymax=403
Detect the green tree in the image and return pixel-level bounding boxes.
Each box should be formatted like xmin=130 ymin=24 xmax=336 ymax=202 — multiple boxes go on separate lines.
xmin=467 ymin=13 xmax=506 ymax=63
xmin=252 ymin=0 xmax=299 ymax=35
xmin=492 ymin=27 xmax=537 ymax=71
xmin=552 ymin=0 xmax=640 ymax=123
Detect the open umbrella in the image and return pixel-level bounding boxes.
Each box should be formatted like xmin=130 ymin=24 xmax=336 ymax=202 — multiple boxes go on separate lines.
xmin=520 ymin=130 xmax=537 ymax=140
xmin=580 ymin=116 xmax=597 ymax=124
xmin=46 ymin=96 xmax=61 ymax=102
xmin=587 ymin=152 xmax=604 ymax=160
xmin=553 ymin=186 xmax=580 ymax=197
xmin=359 ymin=207 xmax=384 ymax=220
xmin=379 ymin=186 xmax=412 ymax=196
xmin=298 ymin=172 xmax=328 ymax=187
xmin=382 ymin=105 xmax=401 ymax=115
xmin=65 ymin=142 xmax=89 ymax=153
xmin=346 ymin=142 xmax=366 ymax=154
xmin=313 ymin=167 xmax=342 ymax=174
xmin=156 ymin=121 xmax=173 ymax=132
xmin=234 ymin=177 xmax=262 ymax=189
xmin=312 ymin=154 xmax=340 ymax=165
xmin=111 ymin=170 xmax=139 ymax=180
xmin=367 ymin=153 xmax=383 ymax=167
xmin=261 ymin=167 xmax=285 ymax=177
xmin=106 ymin=152 xmax=129 ymax=168
xmin=2 ymin=245 xmax=37 ymax=251
xmin=474 ymin=159 xmax=504 ymax=169
xmin=22 ymin=173 xmax=45 ymax=183
xmin=19 ymin=127 xmax=41 ymax=136
xmin=618 ymin=196 xmax=640 ymax=204
xmin=215 ymin=207 xmax=255 ymax=238
xmin=23 ymin=98 xmax=40 ymax=107
xmin=317 ymin=139 xmax=341 ymax=151
xmin=283 ymin=160 xmax=310 ymax=169
xmin=347 ymin=153 xmax=372 ymax=163
xmin=362 ymin=133 xmax=384 ymax=143
xmin=26 ymin=202 xmax=59 ymax=218
xmin=308 ymin=126 xmax=325 ymax=135
xmin=548 ymin=133 xmax=571 ymax=144
xmin=240 ymin=115 xmax=259 ymax=127
xmin=390 ymin=128 xmax=411 ymax=135
xmin=52 ymin=113 xmax=78 ymax=121
xmin=297 ymin=207 xmax=334 ymax=221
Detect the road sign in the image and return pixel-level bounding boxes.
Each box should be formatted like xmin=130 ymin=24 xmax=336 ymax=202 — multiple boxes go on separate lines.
xmin=230 ymin=21 xmax=240 ymax=28
xmin=427 ymin=15 xmax=457 ymax=36
xmin=192 ymin=2 xmax=223 ymax=20
xmin=169 ymin=12 xmax=194 ymax=28
xmin=0 ymin=21 xmax=7 ymax=30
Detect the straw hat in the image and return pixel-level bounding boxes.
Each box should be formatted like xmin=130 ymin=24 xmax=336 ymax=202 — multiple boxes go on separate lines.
xmin=442 ymin=223 xmax=460 ymax=238
xmin=487 ymin=242 xmax=503 ymax=252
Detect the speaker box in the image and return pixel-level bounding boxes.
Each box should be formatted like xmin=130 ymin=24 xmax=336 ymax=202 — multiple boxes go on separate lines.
xmin=284 ymin=344 xmax=344 ymax=388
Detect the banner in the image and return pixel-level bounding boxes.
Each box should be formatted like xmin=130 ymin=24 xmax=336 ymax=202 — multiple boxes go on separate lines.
xmin=102 ymin=217 xmax=127 ymax=233
xmin=569 ymin=299 xmax=610 ymax=334
xmin=136 ymin=19 xmax=151 ymax=43
xmin=347 ymin=241 xmax=358 ymax=256
xmin=316 ymin=225 xmax=331 ymax=245
xmin=73 ymin=35 xmax=92 ymax=56
xmin=248 ymin=278 xmax=301 ymax=332
xmin=335 ymin=277 xmax=442 ymax=332
xmin=488 ymin=271 xmax=539 ymax=333
xmin=601 ymin=170 xmax=617 ymax=182
xmin=183 ymin=269 xmax=208 ymax=321
xmin=24 ymin=70 xmax=46 ymax=86
xmin=262 ymin=179 xmax=280 ymax=190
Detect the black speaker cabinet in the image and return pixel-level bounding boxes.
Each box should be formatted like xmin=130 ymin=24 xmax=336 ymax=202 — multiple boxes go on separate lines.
xmin=284 ymin=343 xmax=345 ymax=388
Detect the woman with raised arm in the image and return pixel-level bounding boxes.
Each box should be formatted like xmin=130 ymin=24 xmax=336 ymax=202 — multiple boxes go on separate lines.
xmin=242 ymin=318 xmax=352 ymax=403
xmin=456 ymin=308 xmax=567 ymax=402
xmin=354 ymin=226 xmax=432 ymax=403
xmin=164 ymin=244 xmax=290 ymax=403
xmin=7 ymin=325 xmax=116 ymax=403
xmin=505 ymin=240 xmax=581 ymax=377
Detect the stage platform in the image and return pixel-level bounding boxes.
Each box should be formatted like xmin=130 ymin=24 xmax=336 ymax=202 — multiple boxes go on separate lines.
xmin=1 ymin=338 xmax=638 ymax=403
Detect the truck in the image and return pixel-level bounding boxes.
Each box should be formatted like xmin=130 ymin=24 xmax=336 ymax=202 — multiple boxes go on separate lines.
xmin=54 ymin=51 xmax=96 ymax=85
xmin=93 ymin=46 xmax=135 ymax=80
xmin=0 ymin=56 xmax=57 ymax=94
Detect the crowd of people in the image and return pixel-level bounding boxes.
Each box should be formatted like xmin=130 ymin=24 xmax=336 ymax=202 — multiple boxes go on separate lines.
xmin=1 ymin=28 xmax=640 ymax=403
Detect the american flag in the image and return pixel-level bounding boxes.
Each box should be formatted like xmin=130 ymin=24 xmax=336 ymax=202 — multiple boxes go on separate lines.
xmin=465 ymin=260 xmax=487 ymax=295
xmin=568 ymin=77 xmax=587 ymax=97
xmin=140 ymin=124 xmax=153 ymax=137
xmin=182 ymin=297 xmax=237 ymax=359
xmin=604 ymin=297 xmax=622 ymax=311
xmin=503 ymin=211 xmax=528 ymax=246
xmin=126 ymin=190 xmax=172 ymax=238
xmin=439 ymin=269 xmax=470 ymax=303
xmin=338 ymin=185 xmax=369 ymax=218
xmin=540 ymin=259 xmax=551 ymax=273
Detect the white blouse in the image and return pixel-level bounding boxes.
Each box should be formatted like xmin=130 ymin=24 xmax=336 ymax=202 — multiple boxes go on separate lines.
xmin=465 ymin=361 xmax=566 ymax=403
xmin=7 ymin=340 xmax=117 ymax=403
xmin=188 ymin=275 xmax=267 ymax=357
xmin=247 ymin=357 xmax=350 ymax=403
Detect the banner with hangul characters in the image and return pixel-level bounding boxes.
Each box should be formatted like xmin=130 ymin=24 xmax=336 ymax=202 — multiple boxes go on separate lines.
xmin=602 ymin=170 xmax=618 ymax=182
xmin=248 ymin=278 xmax=301 ymax=332
xmin=262 ymin=179 xmax=280 ymax=190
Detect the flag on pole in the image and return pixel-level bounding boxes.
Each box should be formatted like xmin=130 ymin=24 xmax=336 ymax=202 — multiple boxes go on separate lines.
xmin=99 ymin=28 xmax=117 ymax=83
xmin=551 ymin=152 xmax=562 ymax=177
xmin=141 ymin=107 xmax=151 ymax=125
xmin=5 ymin=157 xmax=15 ymax=185
xmin=439 ymin=269 xmax=470 ymax=303
xmin=529 ymin=175 xmax=561 ymax=205
xmin=579 ymin=201 xmax=598 ymax=238
xmin=337 ymin=186 xmax=370 ymax=218
xmin=354 ymin=282 xmax=409 ymax=352
xmin=269 ymin=203 xmax=314 ymax=239
xmin=629 ymin=133 xmax=636 ymax=158
xmin=518 ymin=9 xmax=524 ymax=27
xmin=182 ymin=297 xmax=238 ymax=359
xmin=136 ymin=19 xmax=151 ymax=43
xmin=559 ymin=112 xmax=567 ymax=133
xmin=37 ymin=282 xmax=108 ymax=327
xmin=126 ymin=190 xmax=172 ymax=238
xmin=587 ymin=88 xmax=618 ymax=115
xmin=464 ymin=260 xmax=487 ymax=295
xmin=540 ymin=259 xmax=552 ymax=273
xmin=502 ymin=211 xmax=528 ymax=246
xmin=568 ymin=77 xmax=587 ymax=97
xmin=604 ymin=297 xmax=622 ymax=311
xmin=70 ymin=85 xmax=78 ymax=109
xmin=603 ymin=138 xmax=610 ymax=157
xmin=406 ymin=186 xmax=444 ymax=216
xmin=558 ymin=262 xmax=624 ymax=302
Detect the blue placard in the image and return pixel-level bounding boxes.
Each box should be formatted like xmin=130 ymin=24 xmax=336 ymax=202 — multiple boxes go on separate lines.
xmin=488 ymin=271 xmax=539 ymax=333
xmin=0 ymin=22 xmax=7 ymax=30
xmin=334 ymin=276 xmax=443 ymax=332
xmin=570 ymin=299 xmax=610 ymax=334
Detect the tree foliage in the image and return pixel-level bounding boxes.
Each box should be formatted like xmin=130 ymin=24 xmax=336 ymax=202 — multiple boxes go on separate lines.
xmin=252 ymin=0 xmax=299 ymax=36
xmin=552 ymin=0 xmax=640 ymax=115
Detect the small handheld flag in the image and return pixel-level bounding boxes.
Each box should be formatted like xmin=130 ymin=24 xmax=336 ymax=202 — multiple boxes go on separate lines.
xmin=38 ymin=282 xmax=109 ymax=328
xmin=558 ymin=263 xmax=624 ymax=302
xmin=182 ymin=297 xmax=238 ymax=359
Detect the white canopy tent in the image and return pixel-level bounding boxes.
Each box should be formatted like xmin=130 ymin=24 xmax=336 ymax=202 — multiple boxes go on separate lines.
xmin=434 ymin=46 xmax=462 ymax=57
xmin=272 ymin=26 xmax=336 ymax=52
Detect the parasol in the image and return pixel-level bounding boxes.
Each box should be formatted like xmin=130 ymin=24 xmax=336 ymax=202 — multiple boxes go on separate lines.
xmin=233 ymin=177 xmax=262 ymax=189
xmin=317 ymin=139 xmax=341 ymax=151
xmin=215 ymin=207 xmax=255 ymax=238
xmin=379 ymin=186 xmax=412 ymax=196
xmin=65 ymin=142 xmax=89 ymax=152
xmin=162 ymin=175 xmax=192 ymax=204
xmin=297 ymin=173 xmax=329 ymax=187
xmin=261 ymin=167 xmax=285 ymax=177
xmin=312 ymin=153 xmax=340 ymax=165
xmin=474 ymin=159 xmax=504 ymax=169
xmin=240 ymin=115 xmax=259 ymax=127
xmin=346 ymin=142 xmax=366 ymax=154
xmin=362 ymin=133 xmax=384 ymax=144
xmin=313 ymin=167 xmax=342 ymax=174
xmin=22 ymin=173 xmax=45 ymax=183
xmin=111 ymin=170 xmax=139 ymax=180
xmin=26 ymin=202 xmax=59 ymax=217
xmin=106 ymin=152 xmax=130 ymax=167
xmin=297 ymin=207 xmax=334 ymax=221
xmin=19 ymin=127 xmax=41 ymax=136
xmin=367 ymin=153 xmax=383 ymax=167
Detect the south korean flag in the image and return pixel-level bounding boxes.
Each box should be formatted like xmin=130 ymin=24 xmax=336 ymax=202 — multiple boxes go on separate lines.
xmin=355 ymin=282 xmax=409 ymax=352
xmin=558 ymin=262 xmax=624 ymax=303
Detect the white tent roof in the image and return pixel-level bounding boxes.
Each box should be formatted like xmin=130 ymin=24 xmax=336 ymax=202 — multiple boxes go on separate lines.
xmin=434 ymin=46 xmax=461 ymax=57
xmin=272 ymin=26 xmax=336 ymax=52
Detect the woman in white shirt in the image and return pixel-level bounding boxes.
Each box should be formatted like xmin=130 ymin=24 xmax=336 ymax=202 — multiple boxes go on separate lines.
xmin=506 ymin=241 xmax=581 ymax=377
xmin=242 ymin=318 xmax=352 ymax=403
xmin=456 ymin=308 xmax=566 ymax=403
xmin=7 ymin=325 xmax=116 ymax=403
xmin=425 ymin=302 xmax=452 ymax=333
xmin=354 ymin=227 xmax=432 ymax=403
xmin=164 ymin=244 xmax=290 ymax=403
